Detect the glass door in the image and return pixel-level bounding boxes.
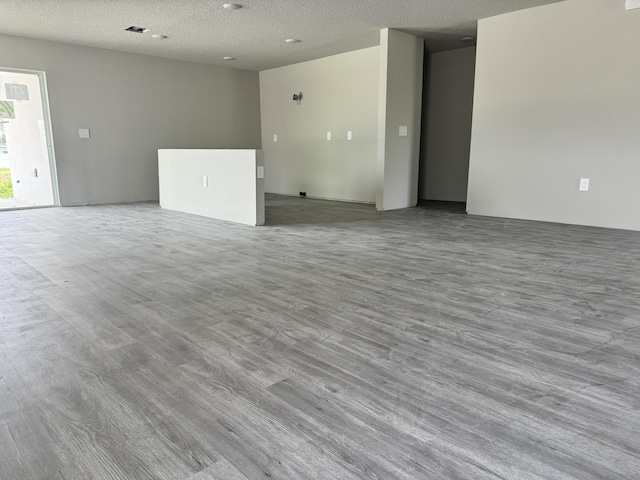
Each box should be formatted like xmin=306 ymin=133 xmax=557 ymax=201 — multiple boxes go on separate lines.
xmin=0 ymin=68 xmax=58 ymax=209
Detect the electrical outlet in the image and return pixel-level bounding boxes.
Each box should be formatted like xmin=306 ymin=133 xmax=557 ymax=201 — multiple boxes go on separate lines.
xmin=327 ymin=132 xmax=332 ymax=141
xmin=579 ymin=178 xmax=590 ymax=192
xmin=399 ymin=126 xmax=408 ymax=137
xmin=273 ymin=134 xmax=278 ymax=143
xmin=257 ymin=166 xmax=264 ymax=179
xmin=202 ymin=176 xmax=208 ymax=187
xmin=78 ymin=128 xmax=90 ymax=139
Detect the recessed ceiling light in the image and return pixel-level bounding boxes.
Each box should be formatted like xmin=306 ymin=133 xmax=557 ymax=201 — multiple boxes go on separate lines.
xmin=223 ymin=56 xmax=236 ymax=60
xmin=285 ymin=38 xmax=301 ymax=44
xmin=151 ymin=34 xmax=168 ymax=40
xmin=461 ymin=36 xmax=475 ymax=42
xmin=223 ymin=3 xmax=243 ymax=10
xmin=125 ymin=26 xmax=150 ymax=34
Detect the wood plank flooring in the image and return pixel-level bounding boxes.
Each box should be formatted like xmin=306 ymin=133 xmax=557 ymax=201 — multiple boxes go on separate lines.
xmin=1 ymin=194 xmax=639 ymax=479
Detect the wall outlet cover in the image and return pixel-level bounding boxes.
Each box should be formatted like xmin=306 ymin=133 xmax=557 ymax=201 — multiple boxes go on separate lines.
xmin=79 ymin=128 xmax=90 ymax=139
xmin=257 ymin=166 xmax=264 ymax=179
xmin=579 ymin=178 xmax=590 ymax=192
xmin=399 ymin=126 xmax=408 ymax=137
xmin=626 ymin=0 xmax=640 ymax=11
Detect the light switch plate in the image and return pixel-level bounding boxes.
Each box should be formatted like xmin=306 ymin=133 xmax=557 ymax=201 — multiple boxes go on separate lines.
xmin=79 ymin=128 xmax=90 ymax=139
xmin=399 ymin=126 xmax=408 ymax=137
xmin=257 ymin=166 xmax=264 ymax=179
xmin=273 ymin=134 xmax=278 ymax=143
xmin=347 ymin=131 xmax=352 ymax=140
xmin=202 ymin=176 xmax=208 ymax=187
xmin=327 ymin=132 xmax=332 ymax=141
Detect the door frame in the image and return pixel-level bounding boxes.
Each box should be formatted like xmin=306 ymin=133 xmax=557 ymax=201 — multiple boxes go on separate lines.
xmin=1 ymin=66 xmax=60 ymax=206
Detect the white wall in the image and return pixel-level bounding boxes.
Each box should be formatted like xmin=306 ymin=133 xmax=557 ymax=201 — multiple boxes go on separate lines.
xmin=0 ymin=34 xmax=261 ymax=206
xmin=159 ymin=149 xmax=264 ymax=226
xmin=420 ymin=47 xmax=476 ymax=202
xmin=377 ymin=29 xmax=424 ymax=211
xmin=259 ymin=47 xmax=379 ymax=203
xmin=468 ymin=0 xmax=640 ymax=231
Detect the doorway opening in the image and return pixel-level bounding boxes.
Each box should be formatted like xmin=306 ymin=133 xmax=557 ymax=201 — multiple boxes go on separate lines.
xmin=0 ymin=68 xmax=59 ymax=210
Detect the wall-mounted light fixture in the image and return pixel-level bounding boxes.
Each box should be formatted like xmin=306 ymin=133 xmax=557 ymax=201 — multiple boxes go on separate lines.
xmin=292 ymin=92 xmax=303 ymax=105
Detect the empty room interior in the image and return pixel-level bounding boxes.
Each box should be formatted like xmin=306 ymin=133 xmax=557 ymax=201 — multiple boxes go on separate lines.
xmin=1 ymin=0 xmax=640 ymax=479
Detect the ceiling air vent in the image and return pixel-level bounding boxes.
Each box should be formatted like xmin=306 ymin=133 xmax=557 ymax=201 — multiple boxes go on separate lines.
xmin=125 ymin=26 xmax=150 ymax=34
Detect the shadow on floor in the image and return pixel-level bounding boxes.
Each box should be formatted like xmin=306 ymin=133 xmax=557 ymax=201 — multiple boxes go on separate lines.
xmin=417 ymin=199 xmax=466 ymax=215
xmin=265 ymin=194 xmax=467 ymax=226
xmin=265 ymin=194 xmax=380 ymax=226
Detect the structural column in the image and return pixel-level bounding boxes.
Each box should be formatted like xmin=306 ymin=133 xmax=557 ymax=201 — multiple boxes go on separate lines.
xmin=376 ymin=28 xmax=424 ymax=211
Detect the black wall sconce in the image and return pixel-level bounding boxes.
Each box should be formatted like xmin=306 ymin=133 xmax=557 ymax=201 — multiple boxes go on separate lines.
xmin=292 ymin=92 xmax=303 ymax=105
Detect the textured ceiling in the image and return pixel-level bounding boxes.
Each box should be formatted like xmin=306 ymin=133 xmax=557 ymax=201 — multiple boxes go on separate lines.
xmin=0 ymin=0 xmax=564 ymax=71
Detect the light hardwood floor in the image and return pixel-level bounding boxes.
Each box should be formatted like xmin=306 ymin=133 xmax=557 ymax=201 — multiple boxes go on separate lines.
xmin=1 ymin=194 xmax=639 ymax=479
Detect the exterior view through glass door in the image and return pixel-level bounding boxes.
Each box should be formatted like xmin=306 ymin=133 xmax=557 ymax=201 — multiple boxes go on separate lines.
xmin=0 ymin=68 xmax=58 ymax=209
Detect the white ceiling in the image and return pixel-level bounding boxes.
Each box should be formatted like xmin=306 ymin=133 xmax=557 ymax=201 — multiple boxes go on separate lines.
xmin=0 ymin=0 xmax=564 ymax=71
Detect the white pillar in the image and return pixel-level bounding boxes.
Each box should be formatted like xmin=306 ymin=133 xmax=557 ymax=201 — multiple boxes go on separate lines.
xmin=376 ymin=28 xmax=424 ymax=211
